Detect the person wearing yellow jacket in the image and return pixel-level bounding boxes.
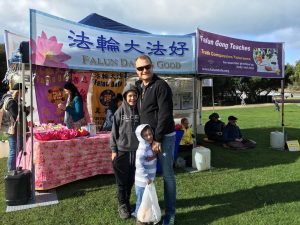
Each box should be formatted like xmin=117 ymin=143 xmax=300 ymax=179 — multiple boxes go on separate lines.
xmin=179 ymin=118 xmax=194 ymax=152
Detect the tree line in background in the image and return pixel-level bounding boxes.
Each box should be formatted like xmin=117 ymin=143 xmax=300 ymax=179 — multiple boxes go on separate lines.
xmin=0 ymin=43 xmax=299 ymax=105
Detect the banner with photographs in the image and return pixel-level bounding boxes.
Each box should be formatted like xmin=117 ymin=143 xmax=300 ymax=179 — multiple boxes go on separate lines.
xmin=197 ymin=29 xmax=284 ymax=78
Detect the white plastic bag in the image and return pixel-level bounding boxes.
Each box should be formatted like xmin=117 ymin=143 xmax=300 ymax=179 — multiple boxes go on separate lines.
xmin=137 ymin=183 xmax=161 ymax=224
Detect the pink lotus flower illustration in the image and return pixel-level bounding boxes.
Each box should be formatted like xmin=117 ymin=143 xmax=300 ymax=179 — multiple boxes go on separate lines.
xmin=31 ymin=31 xmax=71 ymax=68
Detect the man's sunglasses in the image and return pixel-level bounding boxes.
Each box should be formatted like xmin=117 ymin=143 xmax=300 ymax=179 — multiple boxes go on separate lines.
xmin=136 ymin=64 xmax=152 ymax=71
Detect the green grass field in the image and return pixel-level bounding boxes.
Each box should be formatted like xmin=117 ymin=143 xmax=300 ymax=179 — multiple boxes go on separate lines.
xmin=0 ymin=131 xmax=8 ymax=141
xmin=1 ymin=105 xmax=300 ymax=225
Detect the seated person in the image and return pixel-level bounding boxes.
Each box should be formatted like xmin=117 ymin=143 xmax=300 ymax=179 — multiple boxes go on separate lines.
xmin=204 ymin=113 xmax=225 ymax=142
xmin=179 ymin=118 xmax=194 ymax=152
xmin=102 ymin=94 xmax=123 ymax=131
xmin=223 ymin=115 xmax=256 ymax=149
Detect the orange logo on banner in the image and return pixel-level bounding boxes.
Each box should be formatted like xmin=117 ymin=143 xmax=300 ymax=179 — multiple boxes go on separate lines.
xmin=91 ymin=72 xmax=126 ymax=130
xmin=47 ymin=86 xmax=66 ymax=104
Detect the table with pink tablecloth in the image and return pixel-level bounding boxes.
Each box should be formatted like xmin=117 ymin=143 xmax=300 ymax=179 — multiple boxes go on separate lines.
xmin=19 ymin=132 xmax=113 ymax=190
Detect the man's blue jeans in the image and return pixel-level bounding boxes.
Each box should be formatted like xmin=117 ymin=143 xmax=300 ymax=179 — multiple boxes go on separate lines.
xmin=158 ymin=134 xmax=176 ymax=217
xmin=134 ymin=185 xmax=145 ymax=217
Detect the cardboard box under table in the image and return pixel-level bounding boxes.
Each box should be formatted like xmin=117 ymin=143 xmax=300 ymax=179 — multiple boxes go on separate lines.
xmin=18 ymin=132 xmax=113 ymax=190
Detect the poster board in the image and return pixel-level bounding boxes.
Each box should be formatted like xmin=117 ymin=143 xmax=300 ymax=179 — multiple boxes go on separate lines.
xmin=286 ymin=140 xmax=300 ymax=152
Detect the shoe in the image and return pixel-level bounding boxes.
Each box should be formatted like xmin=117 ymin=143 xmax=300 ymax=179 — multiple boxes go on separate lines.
xmin=126 ymin=202 xmax=132 ymax=214
xmin=136 ymin=220 xmax=144 ymax=225
xmin=222 ymin=143 xmax=230 ymax=148
xmin=163 ymin=215 xmax=175 ymax=225
xmin=118 ymin=204 xmax=130 ymax=219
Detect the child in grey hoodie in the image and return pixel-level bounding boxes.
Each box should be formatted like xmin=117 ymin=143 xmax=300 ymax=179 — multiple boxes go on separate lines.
xmin=134 ymin=124 xmax=157 ymax=224
xmin=110 ymin=84 xmax=140 ymax=219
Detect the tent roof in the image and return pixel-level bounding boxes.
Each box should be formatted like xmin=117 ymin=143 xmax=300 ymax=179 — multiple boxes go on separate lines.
xmin=79 ymin=13 xmax=150 ymax=34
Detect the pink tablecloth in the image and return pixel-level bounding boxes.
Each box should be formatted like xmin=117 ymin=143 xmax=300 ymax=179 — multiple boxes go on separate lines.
xmin=19 ymin=132 xmax=113 ymax=190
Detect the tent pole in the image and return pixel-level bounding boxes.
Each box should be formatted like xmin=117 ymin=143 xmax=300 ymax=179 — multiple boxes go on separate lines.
xmin=28 ymin=38 xmax=35 ymax=200
xmin=281 ymin=79 xmax=285 ymax=143
xmin=21 ymin=63 xmax=26 ymax=167
xmin=30 ymin=64 xmax=35 ymax=201
xmin=192 ymin=75 xmax=197 ymax=146
xmin=198 ymin=77 xmax=203 ymax=135
xmin=212 ymin=78 xmax=215 ymax=112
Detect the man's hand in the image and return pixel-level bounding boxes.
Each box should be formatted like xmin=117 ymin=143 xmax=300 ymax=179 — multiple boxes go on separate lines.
xmin=152 ymin=141 xmax=161 ymax=153
xmin=147 ymin=179 xmax=152 ymax=185
xmin=111 ymin=152 xmax=117 ymax=161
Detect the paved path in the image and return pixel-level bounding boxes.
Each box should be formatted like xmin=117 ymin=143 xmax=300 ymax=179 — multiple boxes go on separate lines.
xmin=202 ymin=103 xmax=298 ymax=111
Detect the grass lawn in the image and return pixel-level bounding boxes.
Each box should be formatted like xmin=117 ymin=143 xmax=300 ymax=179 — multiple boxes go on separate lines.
xmin=0 ymin=131 xmax=8 ymax=141
xmin=1 ymin=104 xmax=300 ymax=225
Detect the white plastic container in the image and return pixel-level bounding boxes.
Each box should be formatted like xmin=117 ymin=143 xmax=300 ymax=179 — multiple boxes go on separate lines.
xmin=270 ymin=131 xmax=284 ymax=149
xmin=88 ymin=123 xmax=97 ymax=136
xmin=192 ymin=146 xmax=211 ymax=171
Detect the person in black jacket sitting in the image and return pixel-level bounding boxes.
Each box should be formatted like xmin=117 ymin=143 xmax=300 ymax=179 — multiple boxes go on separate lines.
xmin=204 ymin=113 xmax=225 ymax=142
xmin=223 ymin=115 xmax=256 ymax=150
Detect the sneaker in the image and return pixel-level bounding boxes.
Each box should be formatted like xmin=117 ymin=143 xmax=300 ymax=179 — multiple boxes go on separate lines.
xmin=126 ymin=203 xmax=132 ymax=214
xmin=118 ymin=204 xmax=130 ymax=219
xmin=136 ymin=220 xmax=144 ymax=225
xmin=222 ymin=143 xmax=230 ymax=148
xmin=163 ymin=215 xmax=175 ymax=225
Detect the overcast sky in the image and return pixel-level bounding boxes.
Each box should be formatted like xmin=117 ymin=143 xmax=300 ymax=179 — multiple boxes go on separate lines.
xmin=0 ymin=0 xmax=299 ymax=64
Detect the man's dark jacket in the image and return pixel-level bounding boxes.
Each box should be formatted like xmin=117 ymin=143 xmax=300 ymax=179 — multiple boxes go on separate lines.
xmin=135 ymin=75 xmax=175 ymax=142
xmin=223 ymin=123 xmax=242 ymax=142
xmin=204 ymin=120 xmax=225 ymax=139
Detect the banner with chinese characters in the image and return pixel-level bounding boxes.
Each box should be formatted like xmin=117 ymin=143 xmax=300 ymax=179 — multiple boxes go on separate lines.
xmin=71 ymin=72 xmax=92 ymax=124
xmin=34 ymin=66 xmax=67 ymax=124
xmin=30 ymin=9 xmax=195 ymax=74
xmin=197 ymin=29 xmax=284 ymax=78
xmin=89 ymin=71 xmax=126 ymax=130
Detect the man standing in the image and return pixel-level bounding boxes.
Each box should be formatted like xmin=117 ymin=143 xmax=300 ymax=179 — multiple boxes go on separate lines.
xmin=135 ymin=55 xmax=176 ymax=225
